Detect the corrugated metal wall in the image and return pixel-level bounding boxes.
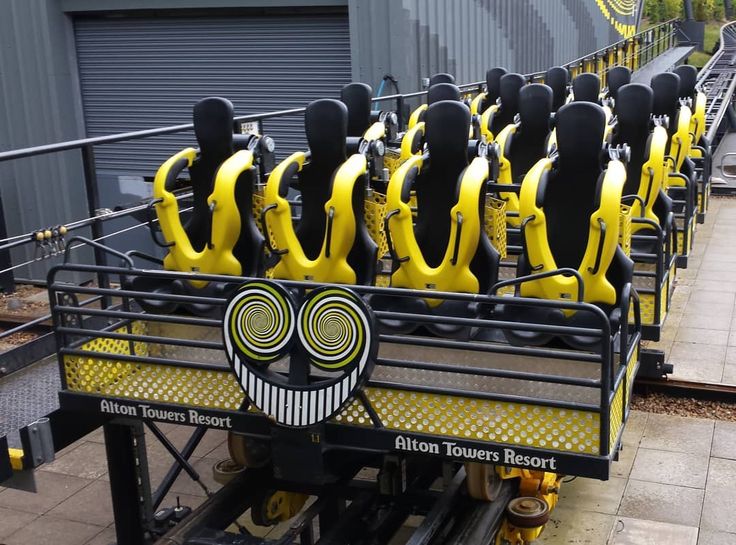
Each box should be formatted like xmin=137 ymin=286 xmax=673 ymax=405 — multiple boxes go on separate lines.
xmin=0 ymin=0 xmax=93 ymax=281
xmin=75 ymin=13 xmax=352 ymax=177
xmin=349 ymin=0 xmax=641 ymax=93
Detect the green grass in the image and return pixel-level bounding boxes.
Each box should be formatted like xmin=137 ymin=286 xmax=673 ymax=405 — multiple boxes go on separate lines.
xmin=686 ymin=20 xmax=724 ymax=67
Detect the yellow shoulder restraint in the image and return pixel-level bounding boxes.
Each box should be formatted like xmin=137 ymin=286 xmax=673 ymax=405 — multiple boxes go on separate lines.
xmin=400 ymin=122 xmax=425 ymax=162
xmin=689 ymin=91 xmax=706 ymax=158
xmin=154 ymin=148 xmax=255 ymax=288
xmin=363 ymin=121 xmax=386 ymax=142
xmin=408 ymin=104 xmax=428 ymax=130
xmin=479 ymin=104 xmax=499 ymax=141
xmin=494 ymin=123 xmax=521 ymax=227
xmin=518 ymin=157 xmax=626 ymax=311
xmin=631 ymin=125 xmax=668 ymax=233
xmin=263 ymin=152 xmax=368 ymax=284
xmin=470 ymin=92 xmax=486 ymax=116
xmin=666 ymin=105 xmax=693 ymax=187
xmin=386 ymin=155 xmax=489 ymax=306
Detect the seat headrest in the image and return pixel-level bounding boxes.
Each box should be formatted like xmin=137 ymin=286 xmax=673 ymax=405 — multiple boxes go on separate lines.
xmin=555 ymin=102 xmax=606 ymax=169
xmin=519 ymin=84 xmax=553 ymax=135
xmin=651 ymin=72 xmax=681 ymax=118
xmin=607 ymin=66 xmax=632 ymax=101
xmin=544 ymin=66 xmax=569 ymax=111
xmin=499 ymin=73 xmax=526 ymax=112
xmin=572 ymin=73 xmax=601 ymax=103
xmin=615 ymin=83 xmax=653 ymax=129
xmin=425 ymin=100 xmax=470 ymax=165
xmin=305 ymin=99 xmax=348 ymax=165
xmin=340 ymin=82 xmax=373 ymax=137
xmin=193 ymin=97 xmax=234 ymax=161
xmin=429 ymin=73 xmax=455 ymax=86
xmin=486 ymin=67 xmax=508 ymax=103
xmin=427 ymin=83 xmax=461 ymax=105
xmin=673 ymin=64 xmax=698 ymax=100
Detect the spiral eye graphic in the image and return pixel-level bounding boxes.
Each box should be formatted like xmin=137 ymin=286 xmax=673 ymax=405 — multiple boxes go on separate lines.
xmin=223 ymin=281 xmax=295 ymax=366
xmin=297 ymin=288 xmax=372 ymax=373
xmin=223 ymin=281 xmax=376 ymax=427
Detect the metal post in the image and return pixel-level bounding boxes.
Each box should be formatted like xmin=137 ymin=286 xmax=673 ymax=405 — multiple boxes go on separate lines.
xmin=104 ymin=421 xmax=152 ymax=545
xmin=725 ymin=0 xmax=733 ymax=19
xmin=396 ymin=95 xmax=405 ymax=132
xmin=80 ymin=145 xmax=110 ymax=307
xmin=0 ymin=193 xmax=15 ymax=292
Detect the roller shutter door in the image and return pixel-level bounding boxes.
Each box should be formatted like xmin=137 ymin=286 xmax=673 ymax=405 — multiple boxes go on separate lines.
xmin=74 ymin=13 xmax=352 ymax=177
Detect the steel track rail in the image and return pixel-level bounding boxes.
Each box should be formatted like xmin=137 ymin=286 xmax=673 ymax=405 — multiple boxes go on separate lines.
xmin=635 ymin=376 xmax=736 ymax=403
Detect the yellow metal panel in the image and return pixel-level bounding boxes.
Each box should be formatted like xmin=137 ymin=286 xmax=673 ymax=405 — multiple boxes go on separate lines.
xmin=8 ymin=448 xmax=23 ymax=471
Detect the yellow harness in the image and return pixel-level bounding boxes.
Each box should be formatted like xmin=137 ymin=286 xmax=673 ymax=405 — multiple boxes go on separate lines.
xmin=665 ymin=105 xmax=693 ymax=188
xmin=154 ymin=148 xmax=256 ymax=288
xmin=263 ymin=152 xmax=368 ymax=283
xmin=408 ymin=104 xmax=427 ymax=129
xmin=689 ymin=91 xmax=707 ymax=158
xmin=518 ymin=157 xmax=626 ymax=310
xmin=493 ymin=123 xmax=521 ymax=227
xmin=631 ymin=125 xmax=668 ymax=233
xmin=385 ymin=155 xmax=490 ymax=305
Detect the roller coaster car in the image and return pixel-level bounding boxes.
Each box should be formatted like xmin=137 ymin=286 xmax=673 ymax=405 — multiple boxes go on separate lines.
xmin=543 ymin=66 xmax=569 ymax=112
xmin=496 ymin=101 xmax=634 ymax=351
xmin=494 ymin=84 xmax=554 ymax=229
xmin=569 ymin=73 xmax=615 ymax=139
xmin=479 ymin=73 xmax=527 ymax=142
xmin=470 ymin=66 xmax=508 ymax=118
xmin=375 ymin=99 xmax=500 ymax=336
xmin=262 ymin=98 xmax=378 ymax=285
xmin=612 ymin=83 xmax=676 ymax=340
xmin=127 ymin=97 xmax=270 ymax=315
xmin=651 ymin=72 xmax=697 ymax=264
xmin=340 ymin=82 xmax=397 ymax=190
xmin=673 ymin=64 xmax=711 ymax=220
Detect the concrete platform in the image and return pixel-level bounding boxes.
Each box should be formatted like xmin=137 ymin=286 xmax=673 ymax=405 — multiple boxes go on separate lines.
xmin=646 ymin=197 xmax=736 ymax=385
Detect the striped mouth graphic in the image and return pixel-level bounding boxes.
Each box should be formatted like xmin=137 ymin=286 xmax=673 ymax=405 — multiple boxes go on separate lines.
xmin=223 ymin=281 xmax=376 ymax=427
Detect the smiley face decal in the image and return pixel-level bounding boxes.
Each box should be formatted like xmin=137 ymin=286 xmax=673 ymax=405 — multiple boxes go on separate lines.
xmin=223 ymin=281 xmax=377 ymax=427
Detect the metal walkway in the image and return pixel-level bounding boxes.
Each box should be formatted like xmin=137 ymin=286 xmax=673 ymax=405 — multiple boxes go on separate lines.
xmin=697 ymin=21 xmax=736 ymax=145
xmin=631 ymin=44 xmax=697 ymax=84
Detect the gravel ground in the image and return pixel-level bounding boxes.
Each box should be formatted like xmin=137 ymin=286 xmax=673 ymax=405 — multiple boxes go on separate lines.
xmin=631 ymin=392 xmax=736 ymax=422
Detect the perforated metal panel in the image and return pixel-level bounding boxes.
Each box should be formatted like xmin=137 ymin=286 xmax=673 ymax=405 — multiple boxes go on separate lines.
xmin=74 ymin=12 xmax=351 ymax=177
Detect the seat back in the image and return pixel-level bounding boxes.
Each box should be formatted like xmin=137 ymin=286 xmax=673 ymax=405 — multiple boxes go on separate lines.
xmin=475 ymin=66 xmax=508 ymax=114
xmin=429 ymin=72 xmax=455 ymax=86
xmin=673 ymin=64 xmax=698 ymax=103
xmin=509 ymin=84 xmax=553 ymax=183
xmin=613 ymin=83 xmax=668 ymax=229
xmin=341 ymin=82 xmax=373 ymax=137
xmin=188 ymin=97 xmax=235 ymax=251
xmin=572 ymin=72 xmax=601 ymax=104
xmin=606 ymin=66 xmax=631 ymax=102
xmin=544 ymin=66 xmax=569 ymax=111
xmin=652 ymin=72 xmax=692 ymax=172
xmin=488 ymin=73 xmax=526 ymax=137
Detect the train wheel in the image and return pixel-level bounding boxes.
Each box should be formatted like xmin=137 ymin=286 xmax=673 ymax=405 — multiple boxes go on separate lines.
xmin=251 ymin=490 xmax=309 ymax=527
xmin=506 ymin=496 xmax=550 ymax=528
xmin=212 ymin=458 xmax=244 ymax=485
xmin=228 ymin=432 xmax=270 ymax=468
xmin=465 ymin=462 xmax=503 ymax=501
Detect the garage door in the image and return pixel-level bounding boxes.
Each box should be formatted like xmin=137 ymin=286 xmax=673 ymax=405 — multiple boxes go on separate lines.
xmin=74 ymin=13 xmax=352 ymax=178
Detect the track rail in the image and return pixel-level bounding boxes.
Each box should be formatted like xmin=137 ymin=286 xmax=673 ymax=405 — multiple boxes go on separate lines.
xmin=696 ymin=20 xmax=736 ymax=142
xmin=635 ymin=376 xmax=736 ymax=403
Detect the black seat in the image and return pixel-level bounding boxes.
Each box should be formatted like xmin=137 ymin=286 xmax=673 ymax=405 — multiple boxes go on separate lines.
xmin=429 ymin=72 xmax=455 ymax=86
xmin=480 ymin=67 xmax=508 ymax=113
xmin=572 ymin=72 xmax=601 ymax=104
xmin=488 ymin=73 xmax=526 ymax=137
xmin=651 ymin=72 xmax=681 ymax=135
xmin=606 ymin=66 xmax=632 ymax=102
xmin=544 ymin=66 xmax=569 ymax=112
xmin=613 ymin=83 xmax=673 ymax=252
xmin=427 ymin=82 xmax=461 ymax=104
xmin=341 ymin=82 xmax=373 ymax=137
xmin=673 ymin=64 xmax=698 ymax=103
xmin=498 ymin=102 xmax=633 ymax=349
xmin=187 ymin=97 xmax=236 ymax=251
xmin=506 ymin=84 xmax=554 ymax=184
